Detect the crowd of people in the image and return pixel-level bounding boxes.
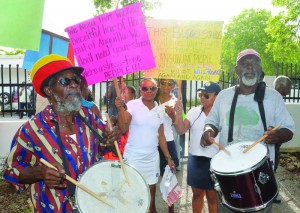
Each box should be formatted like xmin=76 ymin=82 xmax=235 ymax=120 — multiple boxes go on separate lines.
xmin=3 ymin=49 xmax=295 ymax=213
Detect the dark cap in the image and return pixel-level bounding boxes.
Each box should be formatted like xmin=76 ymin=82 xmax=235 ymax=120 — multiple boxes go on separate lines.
xmin=197 ymin=82 xmax=221 ymax=94
xmin=236 ymin=49 xmax=261 ymax=65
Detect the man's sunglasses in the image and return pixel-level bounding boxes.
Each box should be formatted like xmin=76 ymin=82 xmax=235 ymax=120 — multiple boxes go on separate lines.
xmin=160 ymin=81 xmax=175 ymax=86
xmin=141 ymin=86 xmax=158 ymax=92
xmin=199 ymin=93 xmax=211 ymax=99
xmin=55 ymin=77 xmax=81 ymax=87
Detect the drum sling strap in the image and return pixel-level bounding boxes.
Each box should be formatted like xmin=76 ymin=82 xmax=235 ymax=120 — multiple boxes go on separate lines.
xmin=54 ymin=121 xmax=76 ymax=199
xmin=228 ymin=82 xmax=267 ymax=143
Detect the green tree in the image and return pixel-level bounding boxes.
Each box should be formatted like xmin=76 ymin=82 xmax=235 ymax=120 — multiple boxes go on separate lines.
xmin=93 ymin=0 xmax=160 ymax=16
xmin=0 ymin=48 xmax=24 ymax=55
xmin=265 ymin=0 xmax=300 ymax=64
xmin=221 ymin=9 xmax=275 ymax=75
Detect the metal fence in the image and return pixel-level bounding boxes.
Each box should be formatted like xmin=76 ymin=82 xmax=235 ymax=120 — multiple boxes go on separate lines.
xmin=1 ymin=63 xmax=300 ymax=118
xmin=1 ymin=62 xmax=300 ymax=157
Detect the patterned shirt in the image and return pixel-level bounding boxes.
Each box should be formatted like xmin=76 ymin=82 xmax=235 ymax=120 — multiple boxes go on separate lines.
xmin=4 ymin=105 xmax=105 ymax=213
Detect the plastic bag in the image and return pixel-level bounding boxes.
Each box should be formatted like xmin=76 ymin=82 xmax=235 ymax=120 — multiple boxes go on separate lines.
xmin=160 ymin=165 xmax=183 ymax=206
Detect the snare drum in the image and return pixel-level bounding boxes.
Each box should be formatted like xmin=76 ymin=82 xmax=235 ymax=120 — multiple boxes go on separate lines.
xmin=75 ymin=161 xmax=150 ymax=213
xmin=211 ymin=141 xmax=278 ymax=212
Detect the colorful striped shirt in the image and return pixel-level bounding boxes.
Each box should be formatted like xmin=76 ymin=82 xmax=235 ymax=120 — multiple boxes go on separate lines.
xmin=4 ymin=105 xmax=105 ymax=212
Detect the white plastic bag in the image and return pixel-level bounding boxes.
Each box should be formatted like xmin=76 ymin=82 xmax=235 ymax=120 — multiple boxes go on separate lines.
xmin=160 ymin=165 xmax=183 ymax=206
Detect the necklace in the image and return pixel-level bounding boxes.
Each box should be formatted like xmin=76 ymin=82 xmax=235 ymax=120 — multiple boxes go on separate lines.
xmin=59 ymin=122 xmax=74 ymax=128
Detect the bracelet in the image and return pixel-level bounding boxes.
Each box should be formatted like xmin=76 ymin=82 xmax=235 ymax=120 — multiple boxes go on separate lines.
xmin=165 ymin=155 xmax=172 ymax=161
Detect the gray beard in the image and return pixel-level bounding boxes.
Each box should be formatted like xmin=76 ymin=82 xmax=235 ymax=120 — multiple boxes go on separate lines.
xmin=54 ymin=90 xmax=82 ymax=114
xmin=241 ymin=73 xmax=258 ymax=86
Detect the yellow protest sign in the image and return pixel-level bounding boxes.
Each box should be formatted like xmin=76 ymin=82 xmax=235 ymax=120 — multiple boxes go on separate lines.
xmin=145 ymin=19 xmax=223 ymax=81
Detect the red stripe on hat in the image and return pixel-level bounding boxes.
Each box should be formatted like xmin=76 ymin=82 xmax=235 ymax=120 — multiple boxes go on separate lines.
xmin=32 ymin=60 xmax=74 ymax=97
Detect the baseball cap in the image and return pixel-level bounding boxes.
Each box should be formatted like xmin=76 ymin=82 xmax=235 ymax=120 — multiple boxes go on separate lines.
xmin=30 ymin=54 xmax=83 ymax=97
xmin=236 ymin=49 xmax=261 ymax=65
xmin=197 ymin=82 xmax=221 ymax=94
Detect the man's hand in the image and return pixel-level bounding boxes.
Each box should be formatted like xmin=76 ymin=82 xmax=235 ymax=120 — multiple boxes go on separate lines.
xmin=41 ymin=162 xmax=67 ymax=189
xmin=200 ymin=129 xmax=215 ymax=148
xmin=103 ymin=125 xmax=121 ymax=146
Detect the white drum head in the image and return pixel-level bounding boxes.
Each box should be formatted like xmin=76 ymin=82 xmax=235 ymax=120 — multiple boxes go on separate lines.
xmin=211 ymin=141 xmax=267 ymax=173
xmin=76 ymin=161 xmax=150 ymax=213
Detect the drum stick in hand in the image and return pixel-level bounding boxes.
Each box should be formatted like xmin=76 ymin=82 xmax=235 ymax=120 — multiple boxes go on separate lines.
xmin=105 ymin=113 xmax=130 ymax=186
xmin=40 ymin=158 xmax=114 ymax=208
xmin=211 ymin=139 xmax=231 ymax=156
xmin=243 ymin=125 xmax=281 ymax=154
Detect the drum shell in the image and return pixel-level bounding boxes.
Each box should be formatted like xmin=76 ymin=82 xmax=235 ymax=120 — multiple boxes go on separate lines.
xmin=212 ymin=151 xmax=278 ymax=212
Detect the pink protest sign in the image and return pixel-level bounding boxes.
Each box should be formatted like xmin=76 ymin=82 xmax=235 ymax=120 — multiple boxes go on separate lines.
xmin=66 ymin=2 xmax=155 ymax=85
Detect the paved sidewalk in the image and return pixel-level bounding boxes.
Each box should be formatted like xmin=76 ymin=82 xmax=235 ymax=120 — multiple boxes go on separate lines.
xmin=156 ymin=158 xmax=300 ymax=213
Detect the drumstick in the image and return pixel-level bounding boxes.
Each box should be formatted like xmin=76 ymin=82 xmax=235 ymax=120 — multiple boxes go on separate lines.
xmin=243 ymin=125 xmax=281 ymax=154
xmin=105 ymin=113 xmax=130 ymax=186
xmin=40 ymin=158 xmax=114 ymax=208
xmin=211 ymin=138 xmax=231 ymax=156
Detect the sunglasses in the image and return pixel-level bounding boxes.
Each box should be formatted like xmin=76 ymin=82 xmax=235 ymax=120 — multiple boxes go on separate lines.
xmin=141 ymin=86 xmax=158 ymax=92
xmin=55 ymin=77 xmax=81 ymax=87
xmin=199 ymin=93 xmax=211 ymax=99
xmin=160 ymin=81 xmax=175 ymax=86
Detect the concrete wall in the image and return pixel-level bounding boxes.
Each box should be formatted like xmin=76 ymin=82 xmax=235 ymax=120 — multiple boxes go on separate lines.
xmin=281 ymin=103 xmax=300 ymax=152
xmin=0 ymin=120 xmax=26 ymax=158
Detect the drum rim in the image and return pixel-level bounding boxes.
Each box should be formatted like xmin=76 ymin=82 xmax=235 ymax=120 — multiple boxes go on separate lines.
xmin=211 ymin=141 xmax=268 ymax=174
xmin=211 ymin=155 xmax=270 ymax=175
xmin=75 ymin=160 xmax=150 ymax=212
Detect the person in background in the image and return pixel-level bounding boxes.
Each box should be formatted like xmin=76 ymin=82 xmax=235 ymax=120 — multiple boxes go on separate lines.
xmin=107 ymin=77 xmax=125 ymax=117
xmin=157 ymin=79 xmax=179 ymax=213
xmin=273 ymin=75 xmax=292 ymax=98
xmin=115 ymin=78 xmax=176 ymax=213
xmin=174 ymin=82 xmax=221 ymax=213
xmin=124 ymin=85 xmax=136 ymax=103
xmin=201 ymin=49 xmax=295 ymax=212
xmin=103 ymin=85 xmax=136 ymax=160
xmin=80 ymin=76 xmax=102 ymax=119
xmin=19 ymin=81 xmax=31 ymax=119
xmin=272 ymin=75 xmax=293 ymax=204
xmin=28 ymin=88 xmax=37 ymax=118
xmin=4 ymin=54 xmax=120 ymax=212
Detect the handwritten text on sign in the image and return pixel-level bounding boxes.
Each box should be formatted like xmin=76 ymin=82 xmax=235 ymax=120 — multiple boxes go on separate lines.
xmin=144 ymin=20 xmax=223 ymax=81
xmin=66 ymin=3 xmax=155 ymax=85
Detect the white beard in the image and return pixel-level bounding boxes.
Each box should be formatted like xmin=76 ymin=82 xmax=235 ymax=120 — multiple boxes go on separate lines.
xmin=241 ymin=72 xmax=258 ymax=86
xmin=54 ymin=90 xmax=82 ymax=114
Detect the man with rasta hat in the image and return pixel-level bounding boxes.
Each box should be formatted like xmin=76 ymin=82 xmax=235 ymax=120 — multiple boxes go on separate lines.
xmin=201 ymin=49 xmax=295 ymax=211
xmin=3 ymin=54 xmax=120 ymax=212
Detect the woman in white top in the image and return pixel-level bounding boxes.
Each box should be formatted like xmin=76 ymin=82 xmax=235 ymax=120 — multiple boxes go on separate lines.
xmin=174 ymin=81 xmax=221 ymax=213
xmin=116 ymin=78 xmax=175 ymax=213
xmin=157 ymin=79 xmax=179 ymax=213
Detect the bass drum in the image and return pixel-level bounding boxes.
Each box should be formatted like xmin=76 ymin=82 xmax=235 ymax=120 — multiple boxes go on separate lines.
xmin=211 ymin=141 xmax=278 ymax=212
xmin=75 ymin=160 xmax=150 ymax=213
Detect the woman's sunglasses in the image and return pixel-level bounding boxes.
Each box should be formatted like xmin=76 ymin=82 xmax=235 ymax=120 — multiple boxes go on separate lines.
xmin=199 ymin=93 xmax=211 ymax=99
xmin=55 ymin=77 xmax=81 ymax=87
xmin=141 ymin=86 xmax=158 ymax=92
xmin=160 ymin=81 xmax=175 ymax=86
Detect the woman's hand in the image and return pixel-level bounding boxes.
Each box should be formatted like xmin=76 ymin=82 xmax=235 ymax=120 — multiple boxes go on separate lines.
xmin=166 ymin=157 xmax=176 ymax=172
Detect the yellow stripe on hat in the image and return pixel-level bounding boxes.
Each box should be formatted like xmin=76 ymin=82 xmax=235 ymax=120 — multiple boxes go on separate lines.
xmin=30 ymin=54 xmax=71 ymax=81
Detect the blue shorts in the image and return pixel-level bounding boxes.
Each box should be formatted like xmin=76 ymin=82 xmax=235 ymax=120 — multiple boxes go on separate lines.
xmin=187 ymin=155 xmax=215 ymax=190
xmin=158 ymin=140 xmax=179 ymax=174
